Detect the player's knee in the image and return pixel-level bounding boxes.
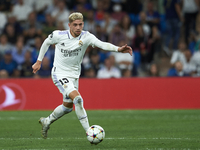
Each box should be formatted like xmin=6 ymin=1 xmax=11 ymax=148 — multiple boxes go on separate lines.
xmin=62 ymin=104 xmax=73 ymax=114
xmin=73 ymin=95 xmax=83 ymax=106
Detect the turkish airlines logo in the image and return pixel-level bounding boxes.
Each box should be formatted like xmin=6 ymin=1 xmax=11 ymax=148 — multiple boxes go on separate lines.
xmin=0 ymin=83 xmax=26 ymax=110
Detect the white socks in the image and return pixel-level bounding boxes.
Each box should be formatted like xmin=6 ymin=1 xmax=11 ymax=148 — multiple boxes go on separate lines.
xmin=46 ymin=104 xmax=73 ymax=124
xmin=45 ymin=96 xmax=89 ymax=132
xmin=73 ymin=96 xmax=90 ymax=132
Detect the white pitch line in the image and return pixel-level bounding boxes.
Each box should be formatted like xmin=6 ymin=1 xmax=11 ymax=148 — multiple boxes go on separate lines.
xmin=0 ymin=137 xmax=192 ymax=140
xmin=105 ymin=137 xmax=192 ymax=140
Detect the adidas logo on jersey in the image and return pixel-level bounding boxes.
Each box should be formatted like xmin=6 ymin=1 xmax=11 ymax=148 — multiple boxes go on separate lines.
xmin=61 ymin=43 xmax=65 ymax=46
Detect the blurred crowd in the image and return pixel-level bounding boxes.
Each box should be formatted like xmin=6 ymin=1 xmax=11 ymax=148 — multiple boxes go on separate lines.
xmin=0 ymin=0 xmax=200 ymax=79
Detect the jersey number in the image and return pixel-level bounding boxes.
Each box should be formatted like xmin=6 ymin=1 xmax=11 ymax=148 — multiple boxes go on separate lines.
xmin=59 ymin=78 xmax=69 ymax=85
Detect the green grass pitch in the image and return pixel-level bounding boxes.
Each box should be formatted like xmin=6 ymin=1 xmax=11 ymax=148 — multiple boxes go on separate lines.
xmin=0 ymin=110 xmax=199 ymax=150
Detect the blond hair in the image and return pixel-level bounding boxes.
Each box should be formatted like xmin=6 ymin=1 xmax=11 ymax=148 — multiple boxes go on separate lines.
xmin=69 ymin=12 xmax=83 ymax=23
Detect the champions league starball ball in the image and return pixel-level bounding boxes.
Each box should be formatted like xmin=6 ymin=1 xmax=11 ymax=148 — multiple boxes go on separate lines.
xmin=86 ymin=125 xmax=105 ymax=145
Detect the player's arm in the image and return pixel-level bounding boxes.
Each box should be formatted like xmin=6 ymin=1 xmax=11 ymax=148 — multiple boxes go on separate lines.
xmin=32 ymin=38 xmax=51 ymax=74
xmin=91 ymin=35 xmax=132 ymax=56
xmin=32 ymin=31 xmax=58 ymax=74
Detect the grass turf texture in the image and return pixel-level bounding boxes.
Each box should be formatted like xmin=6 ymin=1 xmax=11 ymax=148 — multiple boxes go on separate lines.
xmin=0 ymin=110 xmax=199 ymax=150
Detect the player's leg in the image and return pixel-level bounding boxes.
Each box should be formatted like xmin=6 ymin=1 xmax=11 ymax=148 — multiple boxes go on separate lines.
xmin=39 ymin=95 xmax=73 ymax=139
xmin=39 ymin=71 xmax=74 ymax=139
xmin=46 ymin=96 xmax=73 ymax=124
xmin=46 ymin=72 xmax=75 ymax=124
xmin=68 ymin=89 xmax=90 ymax=132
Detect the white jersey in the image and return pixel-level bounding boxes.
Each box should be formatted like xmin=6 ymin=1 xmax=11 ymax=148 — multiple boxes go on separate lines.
xmin=37 ymin=30 xmax=119 ymax=78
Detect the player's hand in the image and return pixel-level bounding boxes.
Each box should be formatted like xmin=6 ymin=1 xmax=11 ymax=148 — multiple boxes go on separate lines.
xmin=32 ymin=60 xmax=42 ymax=74
xmin=118 ymin=44 xmax=133 ymax=56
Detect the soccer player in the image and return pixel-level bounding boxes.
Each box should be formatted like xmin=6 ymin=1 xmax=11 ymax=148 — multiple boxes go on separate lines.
xmin=32 ymin=12 xmax=132 ymax=139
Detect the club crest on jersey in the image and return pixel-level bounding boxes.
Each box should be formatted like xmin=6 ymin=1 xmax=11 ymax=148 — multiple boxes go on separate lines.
xmin=63 ymin=84 xmax=67 ymax=88
xmin=79 ymin=40 xmax=83 ymax=46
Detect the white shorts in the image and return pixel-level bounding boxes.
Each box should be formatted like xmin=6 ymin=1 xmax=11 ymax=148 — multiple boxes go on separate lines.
xmin=51 ymin=67 xmax=79 ymax=103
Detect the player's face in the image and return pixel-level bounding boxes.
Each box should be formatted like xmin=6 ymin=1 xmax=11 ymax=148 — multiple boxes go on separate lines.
xmin=69 ymin=20 xmax=84 ymax=37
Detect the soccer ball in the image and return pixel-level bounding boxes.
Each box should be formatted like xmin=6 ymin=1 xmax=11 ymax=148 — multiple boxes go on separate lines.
xmin=86 ymin=125 xmax=105 ymax=144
